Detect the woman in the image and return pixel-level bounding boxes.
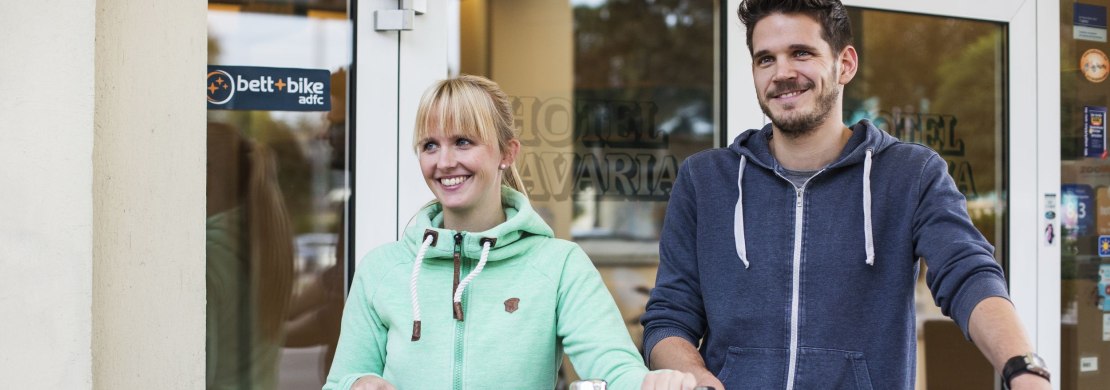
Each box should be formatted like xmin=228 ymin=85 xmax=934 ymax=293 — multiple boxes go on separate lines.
xmin=324 ymin=75 xmax=694 ymax=390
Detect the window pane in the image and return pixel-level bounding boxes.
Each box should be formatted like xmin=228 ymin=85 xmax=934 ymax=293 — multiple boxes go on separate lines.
xmin=1058 ymin=1 xmax=1110 ymax=388
xmin=461 ymin=0 xmax=719 ymax=383
xmin=845 ymin=8 xmax=1007 ymax=389
xmin=206 ymin=2 xmax=350 ymax=389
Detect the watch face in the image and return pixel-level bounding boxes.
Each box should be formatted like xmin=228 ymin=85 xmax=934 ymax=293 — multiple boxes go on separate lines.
xmin=1024 ymin=353 xmax=1051 ymax=378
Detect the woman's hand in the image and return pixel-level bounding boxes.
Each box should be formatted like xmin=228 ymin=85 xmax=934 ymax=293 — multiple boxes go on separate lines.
xmin=641 ymin=369 xmax=698 ymax=390
xmin=350 ymin=375 xmax=396 ymax=390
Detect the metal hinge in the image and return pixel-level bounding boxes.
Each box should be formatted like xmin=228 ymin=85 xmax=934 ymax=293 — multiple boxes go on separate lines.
xmin=375 ymin=0 xmax=427 ymax=31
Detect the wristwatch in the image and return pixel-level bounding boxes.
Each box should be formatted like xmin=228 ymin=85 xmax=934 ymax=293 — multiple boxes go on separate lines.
xmin=1001 ymin=352 xmax=1050 ymax=388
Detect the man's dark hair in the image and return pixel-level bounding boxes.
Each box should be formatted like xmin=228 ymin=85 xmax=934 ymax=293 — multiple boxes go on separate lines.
xmin=737 ymin=0 xmax=853 ymax=55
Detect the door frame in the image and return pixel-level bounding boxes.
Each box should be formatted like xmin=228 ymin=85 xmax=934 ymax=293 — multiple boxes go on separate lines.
xmin=352 ymin=0 xmax=448 ymax=271
xmin=356 ymin=0 xmax=1061 ymax=386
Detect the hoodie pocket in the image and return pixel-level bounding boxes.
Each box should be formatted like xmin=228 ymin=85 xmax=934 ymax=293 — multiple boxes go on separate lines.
xmin=716 ymin=347 xmax=788 ymax=389
xmin=716 ymin=347 xmax=873 ymax=390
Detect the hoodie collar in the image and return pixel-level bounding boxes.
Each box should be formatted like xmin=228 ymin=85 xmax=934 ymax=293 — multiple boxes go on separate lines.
xmin=730 ymin=119 xmax=890 ymax=269
xmin=729 ymin=119 xmax=897 ymax=171
xmin=403 ymin=185 xmax=554 ymax=262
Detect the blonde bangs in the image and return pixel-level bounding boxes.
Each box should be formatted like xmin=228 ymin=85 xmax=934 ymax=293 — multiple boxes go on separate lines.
xmin=413 ymin=79 xmax=501 ymax=152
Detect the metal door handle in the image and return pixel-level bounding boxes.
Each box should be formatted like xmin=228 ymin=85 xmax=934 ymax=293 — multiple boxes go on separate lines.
xmin=375 ymin=0 xmax=426 ymax=31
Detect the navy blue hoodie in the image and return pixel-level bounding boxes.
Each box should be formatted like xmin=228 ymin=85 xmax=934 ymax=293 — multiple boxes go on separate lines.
xmin=642 ymin=120 xmax=1009 ymax=389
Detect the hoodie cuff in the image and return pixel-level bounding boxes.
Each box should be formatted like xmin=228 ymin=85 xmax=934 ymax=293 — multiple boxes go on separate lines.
xmin=949 ymin=271 xmax=1010 ymax=341
xmin=642 ymin=328 xmax=700 ymax=366
xmin=339 ymin=373 xmax=382 ymax=390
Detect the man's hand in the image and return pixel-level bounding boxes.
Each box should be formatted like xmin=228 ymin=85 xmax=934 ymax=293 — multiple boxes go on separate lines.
xmin=648 ymin=337 xmax=725 ymax=389
xmin=350 ymin=375 xmax=396 ymax=390
xmin=1008 ymin=373 xmax=1051 ymax=390
xmin=692 ymin=371 xmax=724 ymax=390
xmin=641 ymin=369 xmax=697 ymax=390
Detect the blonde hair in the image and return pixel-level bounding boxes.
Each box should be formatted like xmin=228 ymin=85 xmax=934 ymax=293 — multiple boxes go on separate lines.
xmin=412 ymin=75 xmax=526 ymax=196
xmin=245 ymin=143 xmax=295 ymax=341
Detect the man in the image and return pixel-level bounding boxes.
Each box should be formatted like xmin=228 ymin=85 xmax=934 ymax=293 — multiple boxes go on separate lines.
xmin=640 ymin=1 xmax=1052 ymax=389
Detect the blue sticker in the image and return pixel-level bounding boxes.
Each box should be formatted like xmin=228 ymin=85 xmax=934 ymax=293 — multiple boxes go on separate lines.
xmin=1088 ymin=106 xmax=1108 ymax=159
xmin=1075 ymin=3 xmax=1108 ymax=42
xmin=1099 ymin=236 xmax=1110 ymax=257
xmin=207 ymin=65 xmax=331 ymax=112
xmin=1064 ymin=184 xmax=1096 ymax=236
xmin=1085 ymin=106 xmax=1107 ymax=158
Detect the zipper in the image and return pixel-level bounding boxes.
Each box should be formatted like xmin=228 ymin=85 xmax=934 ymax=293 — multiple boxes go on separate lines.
xmin=785 ymin=187 xmax=804 ymax=390
xmin=772 ymin=167 xmax=824 ymax=390
xmin=451 ymin=232 xmax=469 ymax=390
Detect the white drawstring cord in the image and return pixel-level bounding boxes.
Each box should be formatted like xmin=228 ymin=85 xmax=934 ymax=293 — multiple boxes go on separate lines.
xmin=863 ymin=148 xmax=875 ymax=266
xmin=735 ymin=155 xmax=750 ymax=269
xmin=409 ymin=232 xmax=435 ymax=341
xmin=452 ymin=239 xmax=492 ymax=321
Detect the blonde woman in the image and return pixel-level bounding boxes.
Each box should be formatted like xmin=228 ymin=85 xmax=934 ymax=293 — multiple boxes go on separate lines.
xmin=325 ymin=75 xmax=694 ymax=390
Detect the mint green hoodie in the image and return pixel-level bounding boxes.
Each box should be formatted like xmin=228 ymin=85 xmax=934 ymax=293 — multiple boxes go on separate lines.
xmin=324 ymin=187 xmax=649 ymax=389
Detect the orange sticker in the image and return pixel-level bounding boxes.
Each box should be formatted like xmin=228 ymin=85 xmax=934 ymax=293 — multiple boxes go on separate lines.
xmin=1081 ymin=49 xmax=1109 ymax=83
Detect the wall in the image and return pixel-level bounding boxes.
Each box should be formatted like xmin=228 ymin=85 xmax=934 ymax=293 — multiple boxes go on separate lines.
xmin=0 ymin=1 xmax=206 ymax=388
xmin=92 ymin=0 xmax=206 ymax=388
xmin=0 ymin=1 xmax=96 ymax=387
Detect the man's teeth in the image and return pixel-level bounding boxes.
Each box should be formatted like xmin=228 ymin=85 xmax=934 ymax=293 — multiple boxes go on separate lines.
xmin=780 ymin=90 xmax=803 ymax=98
xmin=442 ymin=176 xmax=466 ymax=186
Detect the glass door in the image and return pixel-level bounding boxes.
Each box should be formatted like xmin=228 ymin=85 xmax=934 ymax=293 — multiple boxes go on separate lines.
xmin=349 ymin=0 xmax=1050 ymax=388
xmin=1060 ymin=1 xmax=1110 ymax=388
xmin=727 ymin=0 xmax=1045 ymax=388
xmin=206 ymin=1 xmax=352 ymax=389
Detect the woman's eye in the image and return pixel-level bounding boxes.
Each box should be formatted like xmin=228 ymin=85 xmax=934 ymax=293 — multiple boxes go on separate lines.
xmin=456 ymin=138 xmax=473 ymax=147
xmin=422 ymin=142 xmax=438 ymax=152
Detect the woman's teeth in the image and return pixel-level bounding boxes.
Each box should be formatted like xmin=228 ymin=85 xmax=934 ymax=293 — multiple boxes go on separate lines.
xmin=442 ymin=176 xmax=467 ymax=186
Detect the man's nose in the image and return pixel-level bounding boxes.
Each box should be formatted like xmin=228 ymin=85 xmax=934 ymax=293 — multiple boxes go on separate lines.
xmin=772 ymin=59 xmax=797 ymax=81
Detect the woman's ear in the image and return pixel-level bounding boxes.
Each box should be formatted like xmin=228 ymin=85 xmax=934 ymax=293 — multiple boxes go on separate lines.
xmin=501 ymin=139 xmax=521 ymax=168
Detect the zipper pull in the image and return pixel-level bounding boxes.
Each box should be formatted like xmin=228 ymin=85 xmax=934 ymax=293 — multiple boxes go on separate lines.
xmin=452 ymin=232 xmax=464 ymax=321
xmin=796 ymin=190 xmax=803 ymax=207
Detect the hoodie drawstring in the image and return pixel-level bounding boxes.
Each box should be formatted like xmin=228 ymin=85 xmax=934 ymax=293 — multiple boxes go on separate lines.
xmin=734 ymin=155 xmax=750 ymax=269
xmin=863 ymin=148 xmax=875 ymax=266
xmin=452 ymin=238 xmax=495 ymax=322
xmin=410 ymin=230 xmax=437 ymax=341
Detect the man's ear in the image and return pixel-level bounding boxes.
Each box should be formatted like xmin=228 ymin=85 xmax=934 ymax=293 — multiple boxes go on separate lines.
xmin=838 ymin=45 xmax=859 ymax=85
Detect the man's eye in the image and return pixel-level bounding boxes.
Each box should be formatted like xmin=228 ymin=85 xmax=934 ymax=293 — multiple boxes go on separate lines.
xmin=758 ymin=56 xmax=774 ymax=65
xmin=795 ymin=50 xmax=812 ymax=57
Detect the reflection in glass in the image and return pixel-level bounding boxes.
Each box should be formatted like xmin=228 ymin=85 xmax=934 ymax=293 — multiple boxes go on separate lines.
xmin=844 ymin=8 xmax=1006 ymax=389
xmin=1059 ymin=1 xmax=1110 ymax=388
xmin=207 ymin=3 xmax=350 ymax=389
xmin=465 ymin=0 xmax=719 ymax=385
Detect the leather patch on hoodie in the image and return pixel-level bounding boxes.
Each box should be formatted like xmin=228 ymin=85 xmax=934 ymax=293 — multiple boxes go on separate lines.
xmin=504 ymin=298 xmax=520 ymax=313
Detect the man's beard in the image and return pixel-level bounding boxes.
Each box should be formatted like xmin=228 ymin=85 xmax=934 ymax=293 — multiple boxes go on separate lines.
xmin=758 ymin=77 xmax=840 ymax=139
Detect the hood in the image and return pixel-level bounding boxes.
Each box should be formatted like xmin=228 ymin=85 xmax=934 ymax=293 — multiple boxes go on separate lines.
xmin=728 ymin=119 xmax=899 ymax=171
xmin=402 ymin=186 xmax=553 ymax=340
xmin=402 ymin=185 xmax=554 ymax=262
xmin=727 ymin=119 xmax=897 ymax=269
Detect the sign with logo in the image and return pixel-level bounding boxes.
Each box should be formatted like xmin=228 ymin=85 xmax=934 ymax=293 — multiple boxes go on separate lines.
xmin=207 ymin=65 xmax=331 ymax=111
xmin=1081 ymin=49 xmax=1109 ymax=83
xmin=1075 ymin=3 xmax=1108 ymax=42
xmin=1088 ymin=106 xmax=1107 ymax=159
